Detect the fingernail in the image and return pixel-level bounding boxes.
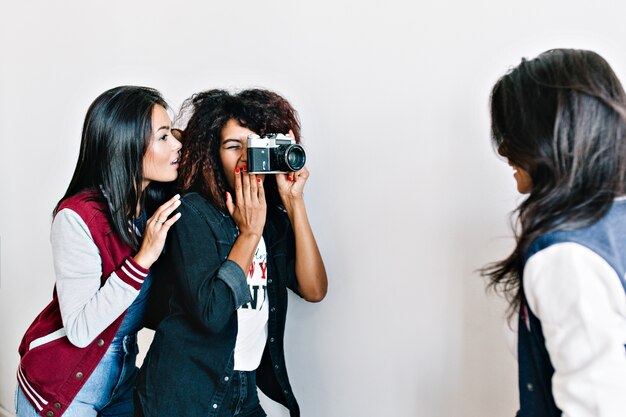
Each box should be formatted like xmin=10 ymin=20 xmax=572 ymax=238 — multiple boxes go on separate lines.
xmin=243 ymin=164 xmax=247 ymax=171
xmin=225 ymin=192 xmax=229 ymax=199
xmin=235 ymin=168 xmax=240 ymax=173
xmin=288 ymin=176 xmax=293 ymax=182
xmin=257 ymin=178 xmax=261 ymax=183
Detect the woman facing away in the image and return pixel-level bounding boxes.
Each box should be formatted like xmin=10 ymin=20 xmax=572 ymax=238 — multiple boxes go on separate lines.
xmin=484 ymin=49 xmax=626 ymax=416
xmin=16 ymin=86 xmax=182 ymax=417
xmin=136 ymin=88 xmax=328 ymax=417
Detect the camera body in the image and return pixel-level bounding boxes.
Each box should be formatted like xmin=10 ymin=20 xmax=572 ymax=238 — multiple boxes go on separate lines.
xmin=247 ymin=133 xmax=306 ymax=173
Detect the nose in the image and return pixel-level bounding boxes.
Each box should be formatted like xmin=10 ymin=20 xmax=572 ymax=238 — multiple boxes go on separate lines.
xmin=173 ymin=136 xmax=182 ymax=151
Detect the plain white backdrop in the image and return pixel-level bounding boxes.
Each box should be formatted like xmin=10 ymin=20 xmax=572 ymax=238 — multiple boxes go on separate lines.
xmin=2 ymin=1 xmax=626 ymax=416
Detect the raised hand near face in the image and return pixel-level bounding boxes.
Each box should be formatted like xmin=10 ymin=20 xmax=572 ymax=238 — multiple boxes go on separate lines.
xmin=226 ymin=167 xmax=267 ymax=239
xmin=134 ymin=194 xmax=182 ymax=269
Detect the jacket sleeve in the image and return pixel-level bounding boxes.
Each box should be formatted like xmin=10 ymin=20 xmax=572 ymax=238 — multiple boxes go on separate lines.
xmin=168 ymin=199 xmax=252 ymax=333
xmin=53 ymin=209 xmax=149 ymax=348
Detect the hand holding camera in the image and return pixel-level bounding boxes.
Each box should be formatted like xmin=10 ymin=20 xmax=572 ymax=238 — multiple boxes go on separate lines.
xmin=276 ymin=165 xmax=309 ymax=202
xmin=246 ymin=131 xmax=308 ymax=208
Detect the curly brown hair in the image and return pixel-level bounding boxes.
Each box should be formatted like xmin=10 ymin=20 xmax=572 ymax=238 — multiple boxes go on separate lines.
xmin=176 ymin=88 xmax=301 ymax=211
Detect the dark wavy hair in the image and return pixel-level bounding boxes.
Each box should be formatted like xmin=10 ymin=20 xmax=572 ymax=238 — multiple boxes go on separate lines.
xmin=176 ymin=88 xmax=301 ymax=211
xmin=483 ymin=49 xmax=626 ymax=313
xmin=55 ymin=86 xmax=169 ymax=249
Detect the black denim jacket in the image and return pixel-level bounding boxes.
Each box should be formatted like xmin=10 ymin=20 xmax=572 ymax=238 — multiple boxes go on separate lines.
xmin=137 ymin=192 xmax=301 ymax=417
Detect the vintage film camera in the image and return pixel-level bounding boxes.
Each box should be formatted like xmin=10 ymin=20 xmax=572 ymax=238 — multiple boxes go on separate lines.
xmin=247 ymin=133 xmax=306 ymax=173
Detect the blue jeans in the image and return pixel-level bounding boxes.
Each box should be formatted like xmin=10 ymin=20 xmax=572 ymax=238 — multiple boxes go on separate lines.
xmin=217 ymin=371 xmax=266 ymax=417
xmin=16 ymin=334 xmax=138 ymax=417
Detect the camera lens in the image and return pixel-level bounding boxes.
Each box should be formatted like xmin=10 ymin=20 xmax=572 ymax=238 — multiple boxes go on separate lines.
xmin=284 ymin=145 xmax=306 ymax=171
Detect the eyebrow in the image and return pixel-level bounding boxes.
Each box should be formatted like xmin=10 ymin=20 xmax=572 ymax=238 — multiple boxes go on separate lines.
xmin=222 ymin=138 xmax=243 ymax=145
xmin=156 ymin=125 xmax=170 ymax=132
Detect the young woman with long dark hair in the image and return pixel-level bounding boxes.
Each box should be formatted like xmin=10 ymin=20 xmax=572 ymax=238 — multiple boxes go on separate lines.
xmin=136 ymin=88 xmax=327 ymax=417
xmin=16 ymin=86 xmax=182 ymax=417
xmin=484 ymin=49 xmax=626 ymax=416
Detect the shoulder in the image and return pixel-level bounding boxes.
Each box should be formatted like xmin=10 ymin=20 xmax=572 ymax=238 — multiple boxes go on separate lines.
xmin=181 ymin=192 xmax=209 ymax=207
xmin=527 ymin=201 xmax=626 ymax=261
xmin=174 ymin=193 xmax=233 ymax=237
xmin=525 ymin=230 xmax=573 ymax=263
xmin=51 ymin=208 xmax=97 ymax=248
xmin=525 ymin=222 xmax=600 ymax=264
xmin=56 ymin=189 xmax=110 ymax=231
xmin=180 ymin=192 xmax=225 ymax=219
xmin=525 ymin=242 xmax=613 ymax=279
xmin=524 ymin=242 xmax=625 ymax=319
xmin=53 ymin=208 xmax=91 ymax=233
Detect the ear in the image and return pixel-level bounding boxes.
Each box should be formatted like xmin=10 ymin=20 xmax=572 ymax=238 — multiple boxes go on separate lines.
xmin=172 ymin=128 xmax=184 ymax=141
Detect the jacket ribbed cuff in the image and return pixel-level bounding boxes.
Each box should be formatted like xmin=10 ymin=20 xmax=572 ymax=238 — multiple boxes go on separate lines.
xmin=218 ymin=260 xmax=252 ymax=307
xmin=118 ymin=257 xmax=149 ymax=290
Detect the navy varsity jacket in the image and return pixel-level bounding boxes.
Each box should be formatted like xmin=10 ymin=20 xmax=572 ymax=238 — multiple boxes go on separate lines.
xmin=518 ymin=201 xmax=626 ymax=416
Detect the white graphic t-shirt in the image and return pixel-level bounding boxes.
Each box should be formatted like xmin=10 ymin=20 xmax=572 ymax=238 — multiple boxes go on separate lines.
xmin=233 ymin=237 xmax=269 ymax=371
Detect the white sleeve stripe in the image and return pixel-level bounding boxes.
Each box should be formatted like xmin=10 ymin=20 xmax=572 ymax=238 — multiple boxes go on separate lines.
xmin=17 ymin=368 xmax=46 ymax=410
xmin=120 ymin=266 xmax=144 ymax=284
xmin=18 ymin=367 xmax=48 ymax=405
xmin=28 ymin=328 xmax=67 ymax=350
xmin=124 ymin=259 xmax=148 ymax=277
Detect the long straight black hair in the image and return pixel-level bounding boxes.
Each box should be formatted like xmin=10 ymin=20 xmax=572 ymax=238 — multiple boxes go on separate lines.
xmin=55 ymin=86 xmax=168 ymax=249
xmin=484 ymin=49 xmax=626 ymax=313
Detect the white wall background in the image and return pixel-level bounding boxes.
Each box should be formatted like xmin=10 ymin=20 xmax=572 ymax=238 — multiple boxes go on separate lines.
xmin=2 ymin=1 xmax=626 ymax=416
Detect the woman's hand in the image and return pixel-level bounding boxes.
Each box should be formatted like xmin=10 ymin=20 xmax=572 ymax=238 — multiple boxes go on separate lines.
xmin=134 ymin=194 xmax=182 ymax=269
xmin=226 ymin=168 xmax=267 ymax=273
xmin=226 ymin=167 xmax=267 ymax=237
xmin=276 ymin=167 xmax=309 ymax=210
xmin=276 ymin=130 xmax=308 ymax=207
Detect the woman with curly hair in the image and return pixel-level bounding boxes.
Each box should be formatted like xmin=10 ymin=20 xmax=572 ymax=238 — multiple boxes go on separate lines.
xmin=484 ymin=49 xmax=626 ymax=417
xmin=136 ymin=88 xmax=327 ymax=417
